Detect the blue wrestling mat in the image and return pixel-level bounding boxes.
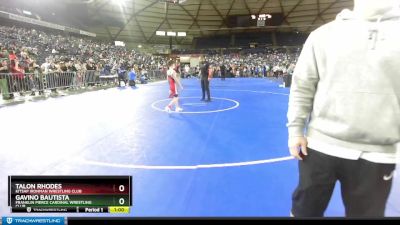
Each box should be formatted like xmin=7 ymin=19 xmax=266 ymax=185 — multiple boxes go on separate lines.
xmin=1 ymin=78 xmax=397 ymax=217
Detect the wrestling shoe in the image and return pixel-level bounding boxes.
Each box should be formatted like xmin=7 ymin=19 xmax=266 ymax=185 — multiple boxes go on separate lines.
xmin=165 ymin=105 xmax=172 ymax=113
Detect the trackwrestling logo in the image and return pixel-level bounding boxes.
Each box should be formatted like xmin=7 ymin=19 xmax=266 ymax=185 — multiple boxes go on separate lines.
xmin=2 ymin=217 xmax=64 ymax=225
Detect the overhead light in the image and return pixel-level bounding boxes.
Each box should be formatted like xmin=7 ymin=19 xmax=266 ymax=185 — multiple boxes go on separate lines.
xmin=259 ymin=14 xmax=272 ymax=19
xmin=167 ymin=31 xmax=176 ymax=36
xmin=251 ymin=15 xmax=256 ymax=20
xmin=138 ymin=45 xmax=142 ymax=48
xmin=23 ymin=10 xmax=32 ymax=15
xmin=156 ymin=31 xmax=166 ymax=36
xmin=177 ymin=32 xmax=186 ymax=37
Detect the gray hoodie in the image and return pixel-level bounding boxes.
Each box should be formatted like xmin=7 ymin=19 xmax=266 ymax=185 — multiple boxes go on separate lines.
xmin=287 ymin=8 xmax=400 ymax=153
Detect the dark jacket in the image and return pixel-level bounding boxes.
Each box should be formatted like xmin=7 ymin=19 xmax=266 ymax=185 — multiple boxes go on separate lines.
xmin=200 ymin=62 xmax=209 ymax=80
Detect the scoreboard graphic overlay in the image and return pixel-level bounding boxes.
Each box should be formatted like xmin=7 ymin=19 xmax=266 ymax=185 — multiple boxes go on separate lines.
xmin=8 ymin=176 xmax=132 ymax=214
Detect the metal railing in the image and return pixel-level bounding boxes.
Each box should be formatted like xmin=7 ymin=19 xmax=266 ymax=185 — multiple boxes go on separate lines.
xmin=147 ymin=70 xmax=166 ymax=81
xmin=0 ymin=69 xmax=166 ymax=100
xmin=44 ymin=72 xmax=75 ymax=90
xmin=0 ymin=72 xmax=43 ymax=98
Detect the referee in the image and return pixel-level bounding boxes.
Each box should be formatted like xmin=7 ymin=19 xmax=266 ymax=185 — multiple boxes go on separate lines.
xmin=200 ymin=61 xmax=212 ymax=102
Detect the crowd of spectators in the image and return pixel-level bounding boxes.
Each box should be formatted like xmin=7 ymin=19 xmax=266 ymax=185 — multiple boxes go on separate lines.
xmin=0 ymin=25 xmax=168 ymax=78
xmin=0 ymin=23 xmax=300 ymax=101
xmin=179 ymin=48 xmax=299 ymax=79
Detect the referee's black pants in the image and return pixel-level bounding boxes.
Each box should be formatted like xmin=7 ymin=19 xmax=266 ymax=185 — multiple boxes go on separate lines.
xmin=292 ymin=148 xmax=395 ymax=217
xmin=201 ymin=78 xmax=210 ymax=101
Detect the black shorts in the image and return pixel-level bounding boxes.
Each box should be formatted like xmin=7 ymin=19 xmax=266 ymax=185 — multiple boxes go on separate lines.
xmin=292 ymin=148 xmax=395 ymax=217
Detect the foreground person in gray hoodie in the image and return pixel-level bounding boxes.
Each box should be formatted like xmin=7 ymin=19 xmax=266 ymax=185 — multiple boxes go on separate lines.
xmin=287 ymin=0 xmax=400 ymax=217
